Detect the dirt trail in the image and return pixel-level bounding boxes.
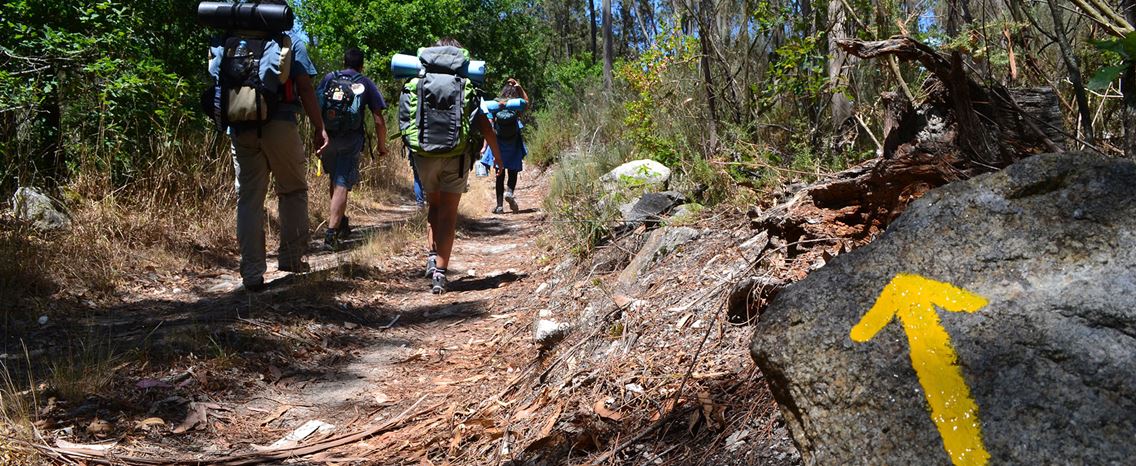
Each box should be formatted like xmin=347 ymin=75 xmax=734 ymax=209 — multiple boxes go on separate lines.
xmin=16 ymin=169 xmax=555 ymax=463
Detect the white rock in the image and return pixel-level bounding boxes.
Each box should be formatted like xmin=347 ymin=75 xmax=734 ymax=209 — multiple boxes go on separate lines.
xmin=534 ymin=319 xmax=572 ymax=347
xmin=600 ymin=160 xmax=671 ymax=191
xmin=12 ymin=187 xmax=70 ymax=231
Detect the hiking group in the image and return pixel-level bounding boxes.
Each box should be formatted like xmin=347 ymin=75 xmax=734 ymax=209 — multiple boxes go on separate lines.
xmin=201 ymin=1 xmax=528 ymax=295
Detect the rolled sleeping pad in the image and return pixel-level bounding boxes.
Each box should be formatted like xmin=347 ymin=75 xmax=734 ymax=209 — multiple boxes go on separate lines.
xmin=197 ymin=1 xmax=294 ymax=32
xmin=464 ymin=60 xmax=486 ymax=84
xmin=482 ymin=98 xmax=527 ymax=114
xmin=391 ymin=53 xmax=486 ymax=84
xmin=390 ymin=53 xmax=423 ymax=79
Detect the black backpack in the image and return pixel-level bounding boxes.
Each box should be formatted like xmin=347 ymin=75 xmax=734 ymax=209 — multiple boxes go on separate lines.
xmin=202 ymin=33 xmax=294 ymax=130
xmin=494 ymin=108 xmax=520 ymax=140
xmin=320 ymin=72 xmax=367 ymax=136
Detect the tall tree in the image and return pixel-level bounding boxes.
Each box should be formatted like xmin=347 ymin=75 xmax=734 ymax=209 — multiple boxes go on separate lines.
xmin=697 ymin=0 xmax=720 ymax=147
xmin=828 ymin=0 xmax=854 ymax=132
xmin=1045 ymin=0 xmax=1094 ymax=143
xmin=589 ymin=0 xmax=597 ymax=60
xmin=603 ymin=0 xmax=614 ymax=90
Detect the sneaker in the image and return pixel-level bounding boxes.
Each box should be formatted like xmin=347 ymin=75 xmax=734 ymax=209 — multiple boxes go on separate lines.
xmin=424 ymin=255 xmax=437 ymax=278
xmin=492 ymin=206 xmax=504 ymax=215
xmin=279 ymin=260 xmax=311 ymax=273
xmin=243 ymin=278 xmax=266 ymax=293
xmin=504 ymin=191 xmax=519 ymax=212
xmin=431 ymin=272 xmax=447 ymax=294
xmin=324 ymin=228 xmax=340 ymax=251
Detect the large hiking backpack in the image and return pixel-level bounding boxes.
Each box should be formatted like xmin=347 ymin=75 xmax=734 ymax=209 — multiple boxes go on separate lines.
xmin=397 ymin=46 xmax=479 ymax=158
xmin=493 ymin=107 xmax=520 ymax=140
xmin=202 ymin=32 xmax=294 ymax=129
xmin=320 ymin=71 xmax=367 ymax=136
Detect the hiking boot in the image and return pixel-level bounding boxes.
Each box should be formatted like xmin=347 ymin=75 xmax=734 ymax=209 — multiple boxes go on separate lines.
xmin=431 ymin=271 xmax=447 ymax=294
xmin=337 ymin=216 xmax=352 ymax=237
xmin=492 ymin=206 xmax=504 ymax=215
xmin=279 ymin=260 xmax=311 ymax=273
xmin=504 ymin=191 xmax=519 ymax=212
xmin=324 ymin=228 xmax=340 ymax=251
xmin=243 ymin=278 xmax=266 ymax=293
xmin=424 ymin=255 xmax=437 ymax=278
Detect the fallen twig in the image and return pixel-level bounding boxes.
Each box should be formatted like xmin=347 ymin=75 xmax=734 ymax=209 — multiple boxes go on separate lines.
xmin=40 ymin=395 xmax=441 ymax=465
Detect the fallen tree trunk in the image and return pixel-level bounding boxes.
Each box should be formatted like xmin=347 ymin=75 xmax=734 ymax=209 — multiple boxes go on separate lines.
xmin=739 ymin=36 xmax=1066 ymax=315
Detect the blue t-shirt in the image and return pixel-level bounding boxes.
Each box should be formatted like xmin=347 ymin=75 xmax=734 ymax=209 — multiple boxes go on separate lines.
xmin=275 ymin=33 xmax=317 ymax=120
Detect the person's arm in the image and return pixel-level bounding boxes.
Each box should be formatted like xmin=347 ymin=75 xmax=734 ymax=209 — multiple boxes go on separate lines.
xmin=475 ymin=113 xmax=503 ymax=171
xmin=509 ymin=78 xmax=530 ymax=105
xmin=296 ymin=72 xmax=328 ymax=155
xmin=373 ymin=109 xmax=389 ymax=157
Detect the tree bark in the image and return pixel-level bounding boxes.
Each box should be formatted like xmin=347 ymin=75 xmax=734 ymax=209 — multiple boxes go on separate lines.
xmin=1046 ymin=0 xmax=1095 ymax=144
xmin=1125 ymin=0 xmax=1136 ymax=157
xmin=603 ymin=0 xmax=614 ymax=91
xmin=698 ymin=0 xmax=719 ymax=148
xmin=589 ymin=0 xmax=597 ymax=61
xmin=620 ymin=0 xmax=633 ymax=56
xmin=828 ymin=0 xmax=854 ymax=133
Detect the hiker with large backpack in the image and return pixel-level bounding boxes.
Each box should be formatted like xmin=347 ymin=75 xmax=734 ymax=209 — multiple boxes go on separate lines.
xmin=480 ymin=78 xmax=530 ymax=214
xmin=201 ymin=0 xmax=327 ymax=292
xmin=316 ymin=47 xmax=390 ymax=250
xmin=396 ymin=38 xmax=504 ymax=294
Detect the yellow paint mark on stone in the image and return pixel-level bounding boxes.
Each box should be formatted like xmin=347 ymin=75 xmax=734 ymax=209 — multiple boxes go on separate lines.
xmin=851 ymin=274 xmax=990 ymax=466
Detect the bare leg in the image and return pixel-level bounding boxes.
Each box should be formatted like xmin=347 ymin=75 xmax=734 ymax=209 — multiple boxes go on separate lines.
xmin=328 ymin=184 xmax=349 ymax=229
xmin=426 ymin=191 xmax=462 ymax=269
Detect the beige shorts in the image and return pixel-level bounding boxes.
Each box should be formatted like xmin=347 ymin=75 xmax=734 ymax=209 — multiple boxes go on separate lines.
xmin=412 ymin=154 xmax=467 ymax=194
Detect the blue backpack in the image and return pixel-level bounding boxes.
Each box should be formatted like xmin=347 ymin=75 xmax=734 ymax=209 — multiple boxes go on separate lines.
xmin=320 ymin=72 xmax=366 ymax=136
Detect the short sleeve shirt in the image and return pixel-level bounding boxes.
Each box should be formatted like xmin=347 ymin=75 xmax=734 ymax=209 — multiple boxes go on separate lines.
xmin=274 ymin=33 xmax=316 ymax=120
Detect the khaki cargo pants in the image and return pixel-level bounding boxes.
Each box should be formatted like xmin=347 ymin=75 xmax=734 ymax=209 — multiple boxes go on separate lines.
xmin=232 ymin=120 xmax=310 ymax=284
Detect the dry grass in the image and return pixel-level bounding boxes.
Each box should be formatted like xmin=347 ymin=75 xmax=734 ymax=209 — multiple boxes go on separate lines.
xmin=459 ymin=171 xmax=496 ymax=221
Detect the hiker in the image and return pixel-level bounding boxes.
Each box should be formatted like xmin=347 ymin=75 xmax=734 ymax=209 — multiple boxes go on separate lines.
xmin=397 ymin=38 xmax=504 ymax=294
xmin=409 ymin=149 xmax=426 ymax=208
xmin=316 ymin=47 xmax=389 ymax=250
xmin=480 ymin=78 xmax=530 ymax=214
xmin=205 ymin=0 xmax=327 ymax=292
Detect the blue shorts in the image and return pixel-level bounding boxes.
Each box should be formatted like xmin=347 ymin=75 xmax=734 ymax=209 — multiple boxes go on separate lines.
xmin=321 ymin=137 xmax=363 ymax=189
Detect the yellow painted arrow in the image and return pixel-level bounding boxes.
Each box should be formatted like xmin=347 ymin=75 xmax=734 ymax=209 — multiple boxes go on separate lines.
xmin=851 ymin=274 xmax=990 ymax=466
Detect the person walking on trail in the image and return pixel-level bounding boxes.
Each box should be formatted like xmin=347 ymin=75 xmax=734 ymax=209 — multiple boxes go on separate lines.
xmin=317 ymin=47 xmax=390 ymax=251
xmin=208 ymin=0 xmax=327 ymax=293
xmin=397 ymin=38 xmax=504 ymax=294
xmin=480 ymin=78 xmax=530 ymax=214
xmin=408 ymin=149 xmax=426 ymax=208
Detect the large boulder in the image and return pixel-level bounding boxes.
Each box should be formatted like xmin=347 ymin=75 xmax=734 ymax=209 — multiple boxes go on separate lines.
xmin=11 ymin=187 xmax=70 ymax=231
xmin=618 ymin=191 xmax=686 ymax=227
xmin=750 ymin=153 xmax=1136 ymax=464
xmin=600 ymin=159 xmax=671 ymax=192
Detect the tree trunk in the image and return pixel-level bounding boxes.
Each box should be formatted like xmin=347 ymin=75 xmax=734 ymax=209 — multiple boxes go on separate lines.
xmin=603 ymin=0 xmax=614 ymax=91
xmin=1046 ymin=0 xmax=1094 ymax=144
xmin=698 ymin=0 xmax=719 ymax=148
xmin=828 ymin=0 xmax=854 ymax=133
xmin=620 ymin=0 xmax=634 ymax=56
xmin=589 ymin=0 xmax=597 ymax=62
xmin=1125 ymin=0 xmax=1136 ymax=157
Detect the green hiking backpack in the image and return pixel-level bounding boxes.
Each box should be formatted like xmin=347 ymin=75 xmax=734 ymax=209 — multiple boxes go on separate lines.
xmin=397 ymin=46 xmax=479 ymax=158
